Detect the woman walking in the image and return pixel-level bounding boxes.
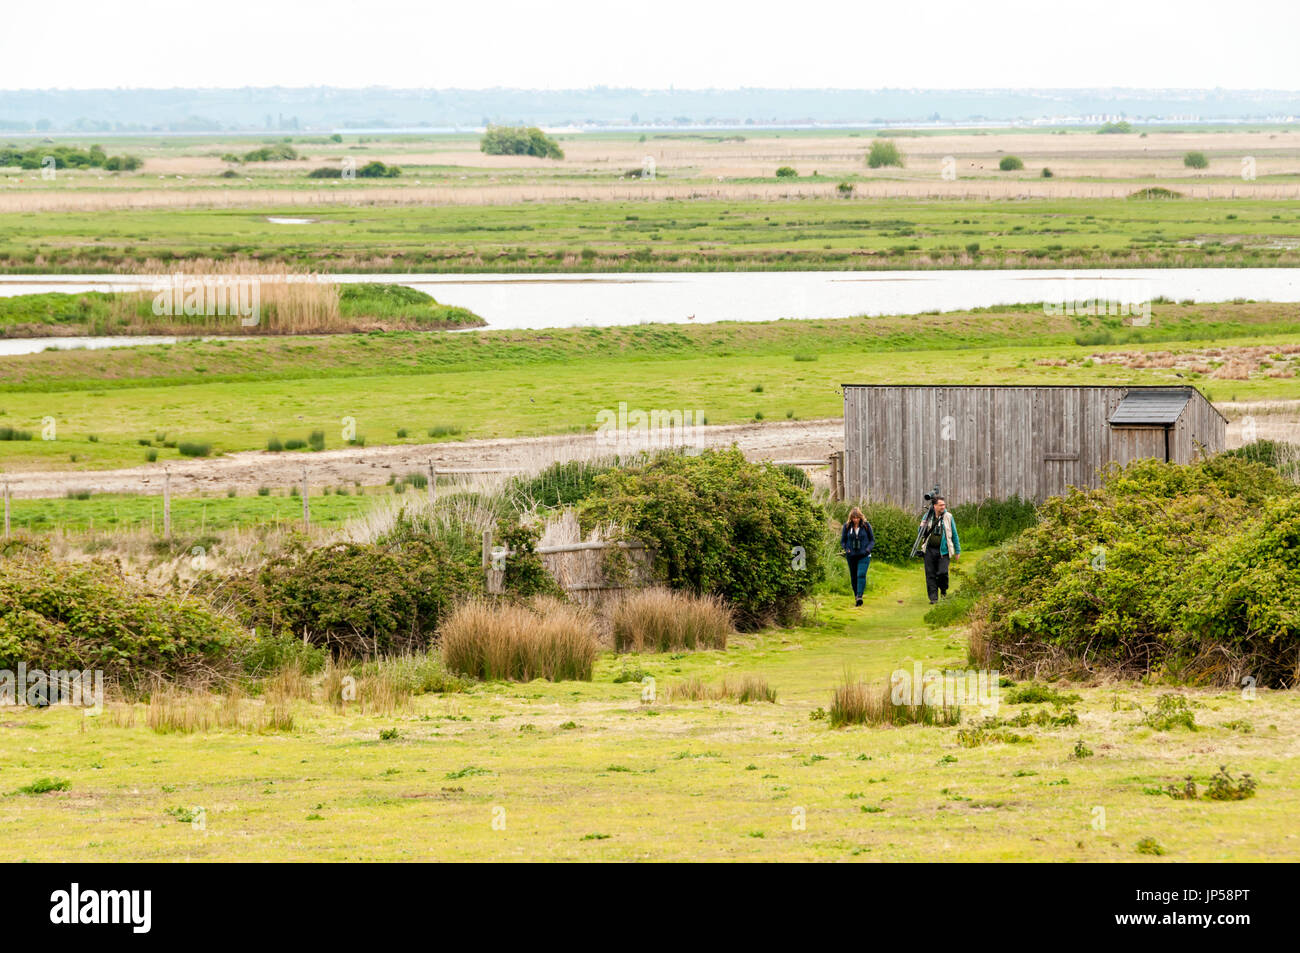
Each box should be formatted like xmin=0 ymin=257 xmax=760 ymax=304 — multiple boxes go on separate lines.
xmin=840 ymin=506 xmax=874 ymax=607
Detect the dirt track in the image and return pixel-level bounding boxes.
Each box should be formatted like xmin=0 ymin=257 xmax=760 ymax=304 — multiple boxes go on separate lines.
xmin=7 ymin=418 xmax=844 ymax=500
xmin=7 ymin=400 xmax=1290 ymax=500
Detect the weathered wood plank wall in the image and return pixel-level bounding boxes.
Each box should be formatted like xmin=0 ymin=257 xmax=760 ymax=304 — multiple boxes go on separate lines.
xmin=843 ymin=385 xmax=1224 ymax=506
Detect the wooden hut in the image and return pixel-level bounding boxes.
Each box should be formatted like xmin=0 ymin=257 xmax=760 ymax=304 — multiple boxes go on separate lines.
xmin=841 ymin=384 xmax=1225 ymax=505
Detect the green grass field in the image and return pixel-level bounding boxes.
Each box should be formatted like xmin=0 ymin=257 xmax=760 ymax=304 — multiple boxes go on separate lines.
xmin=1 ymin=559 xmax=1292 ymax=862
xmin=1 ymin=302 xmax=1295 ymax=473
xmin=4 ymin=197 xmax=1300 ymax=273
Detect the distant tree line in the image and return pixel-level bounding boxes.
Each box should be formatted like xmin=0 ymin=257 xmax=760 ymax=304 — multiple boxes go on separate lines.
xmin=0 ymin=144 xmax=141 ymax=171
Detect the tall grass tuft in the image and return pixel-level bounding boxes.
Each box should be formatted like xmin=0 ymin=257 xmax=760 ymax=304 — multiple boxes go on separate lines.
xmin=612 ymin=588 xmax=732 ymax=653
xmin=666 ymin=674 xmax=775 ymax=703
xmin=440 ymin=598 xmax=599 ymax=682
xmin=829 ymin=674 xmax=961 ymax=728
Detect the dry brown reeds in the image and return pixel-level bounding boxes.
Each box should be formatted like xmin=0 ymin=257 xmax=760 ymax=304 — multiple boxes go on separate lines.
xmin=665 ymin=674 xmax=775 ymax=703
xmin=611 ymin=588 xmax=732 ymax=653
xmin=440 ymin=597 xmax=599 ymax=682
xmin=829 ymin=673 xmax=961 ymax=728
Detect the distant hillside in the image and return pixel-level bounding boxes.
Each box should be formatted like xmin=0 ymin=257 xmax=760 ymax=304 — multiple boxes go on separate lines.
xmin=2 ymin=87 xmax=1299 ymax=133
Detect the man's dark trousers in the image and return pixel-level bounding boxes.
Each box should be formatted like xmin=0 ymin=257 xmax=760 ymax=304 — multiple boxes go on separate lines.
xmin=923 ymin=546 xmax=950 ymax=603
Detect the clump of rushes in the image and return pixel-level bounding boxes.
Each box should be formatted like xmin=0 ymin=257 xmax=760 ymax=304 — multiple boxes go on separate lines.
xmin=440 ymin=597 xmax=599 ymax=682
xmin=612 ymin=588 xmax=732 ymax=653
xmin=829 ymin=674 xmax=960 ymax=728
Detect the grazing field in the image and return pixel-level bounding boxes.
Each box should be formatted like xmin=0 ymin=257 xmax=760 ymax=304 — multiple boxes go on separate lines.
xmin=3 ymin=197 xmax=1300 ymax=273
xmin=1 ymin=302 xmax=1297 ymax=475
xmin=3 ymin=126 xmax=1300 ymax=272
xmin=1 ymin=560 xmax=1293 ymax=862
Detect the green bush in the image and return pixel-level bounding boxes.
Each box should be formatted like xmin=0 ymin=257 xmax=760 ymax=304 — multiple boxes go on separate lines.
xmin=866 ymin=140 xmax=904 ymax=169
xmin=1222 ymin=440 xmax=1299 ymax=481
xmin=827 ymin=500 xmax=916 ymax=564
xmin=1183 ymin=151 xmax=1209 ymax=169
xmin=775 ymin=166 xmax=798 ymax=178
xmin=950 ymin=496 xmax=1038 ymax=548
xmin=0 ymin=554 xmax=247 ymax=681
xmin=216 ymin=536 xmax=480 ymax=657
xmin=582 ymin=449 xmax=824 ymax=628
xmin=480 ymin=125 xmax=564 ymax=159
xmin=967 ymin=456 xmax=1298 ymax=686
xmin=998 ymin=155 xmax=1024 ymax=171
xmin=242 ymin=632 xmax=329 ymax=676
xmin=503 ymin=459 xmax=614 ymax=513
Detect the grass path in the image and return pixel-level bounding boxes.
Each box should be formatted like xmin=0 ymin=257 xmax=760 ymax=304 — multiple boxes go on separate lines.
xmin=2 ymin=562 xmax=1297 ymax=861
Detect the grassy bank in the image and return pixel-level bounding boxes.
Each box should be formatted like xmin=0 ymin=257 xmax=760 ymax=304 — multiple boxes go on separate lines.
xmin=3 ymin=197 xmax=1300 ymax=273
xmin=0 ymin=282 xmax=483 ymax=337
xmin=0 ymin=302 xmax=1295 ymax=471
xmin=2 ymin=560 xmax=1294 ymax=861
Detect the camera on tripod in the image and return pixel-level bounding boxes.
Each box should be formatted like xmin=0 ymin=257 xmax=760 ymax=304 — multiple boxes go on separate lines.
xmin=908 ymin=484 xmax=943 ymax=558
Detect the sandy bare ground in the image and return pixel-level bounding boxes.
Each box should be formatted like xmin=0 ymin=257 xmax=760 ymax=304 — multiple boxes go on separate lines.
xmin=7 ymin=418 xmax=844 ymax=500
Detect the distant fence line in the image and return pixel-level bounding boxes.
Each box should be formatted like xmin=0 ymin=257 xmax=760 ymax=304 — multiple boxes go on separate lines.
xmin=0 ymin=454 xmax=845 ymax=538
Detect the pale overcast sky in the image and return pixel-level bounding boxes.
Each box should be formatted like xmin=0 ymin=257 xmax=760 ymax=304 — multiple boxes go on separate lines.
xmin=1 ymin=0 xmax=1297 ymax=90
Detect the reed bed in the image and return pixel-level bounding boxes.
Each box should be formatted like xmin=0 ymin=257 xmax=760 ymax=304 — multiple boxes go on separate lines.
xmin=105 ymin=259 xmax=341 ymax=335
xmin=612 ymin=588 xmax=732 ymax=653
xmin=144 ymin=684 xmax=295 ymax=734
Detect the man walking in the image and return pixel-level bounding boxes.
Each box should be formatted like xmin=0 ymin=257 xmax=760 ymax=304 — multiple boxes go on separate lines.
xmin=919 ymin=496 xmax=960 ymax=604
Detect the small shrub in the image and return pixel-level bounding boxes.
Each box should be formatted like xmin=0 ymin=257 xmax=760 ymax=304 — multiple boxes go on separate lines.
xmin=1071 ymin=739 xmax=1093 ymax=759
xmin=998 ymin=156 xmax=1024 ymax=171
xmin=17 ymin=777 xmax=70 ymax=795
xmin=1135 ymin=837 xmax=1165 ymax=856
xmin=178 ymin=441 xmax=211 ymax=458
xmin=1005 ymin=683 xmax=1081 ymax=706
xmin=1204 ymin=765 xmax=1257 ymax=801
xmin=866 ymin=140 xmax=904 ymax=169
xmin=775 ymin=166 xmax=798 ymax=178
xmin=1183 ymin=151 xmax=1209 ymax=170
xmin=308 ymin=430 xmax=325 ymax=452
xmin=1143 ymin=694 xmax=1197 ymax=732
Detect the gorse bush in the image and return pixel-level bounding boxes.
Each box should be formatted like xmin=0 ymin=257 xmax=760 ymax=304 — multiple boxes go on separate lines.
xmin=0 ymin=553 xmax=246 ymax=681
xmin=582 ymin=449 xmax=825 ymax=628
xmin=216 ymin=536 xmax=479 ymax=657
xmin=964 ymin=456 xmax=1300 ymax=686
xmin=612 ymin=588 xmax=732 ymax=652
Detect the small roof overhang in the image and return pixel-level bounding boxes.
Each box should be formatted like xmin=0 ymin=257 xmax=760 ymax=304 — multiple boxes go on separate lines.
xmin=1108 ymin=388 xmax=1192 ymax=426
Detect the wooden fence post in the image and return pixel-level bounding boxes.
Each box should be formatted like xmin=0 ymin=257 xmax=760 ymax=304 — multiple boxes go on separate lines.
xmin=3 ymin=480 xmax=9 ymax=538
xmin=163 ymin=469 xmax=171 ymax=539
xmin=428 ymin=461 xmax=437 ymax=505
xmin=301 ymin=467 xmax=310 ymax=528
